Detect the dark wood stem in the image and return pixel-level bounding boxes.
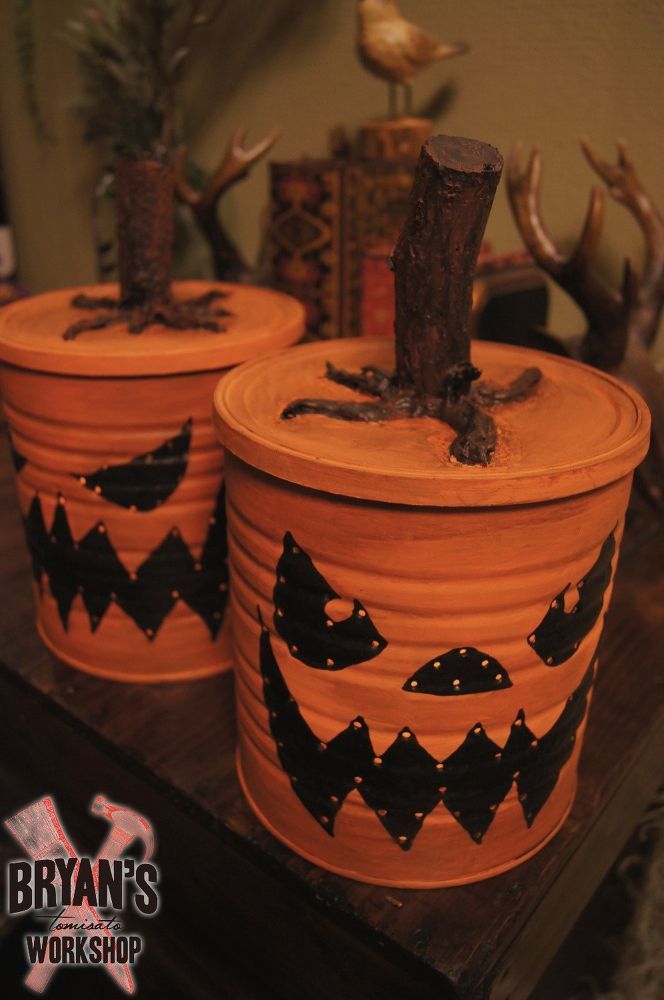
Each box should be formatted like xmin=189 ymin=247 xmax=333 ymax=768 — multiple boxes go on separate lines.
xmin=64 ymin=154 xmax=231 ymax=338
xmin=281 ymin=134 xmax=541 ymax=466
xmin=394 ymin=136 xmax=503 ymax=396
xmin=116 ymin=155 xmax=174 ymax=307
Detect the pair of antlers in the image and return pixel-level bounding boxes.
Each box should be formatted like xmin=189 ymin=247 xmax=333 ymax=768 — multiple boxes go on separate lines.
xmin=507 ymin=138 xmax=664 ymax=507
xmin=507 ymin=138 xmax=664 ymax=370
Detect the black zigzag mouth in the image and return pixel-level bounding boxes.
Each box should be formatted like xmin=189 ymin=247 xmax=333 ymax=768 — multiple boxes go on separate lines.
xmin=73 ymin=418 xmax=193 ymax=512
xmin=259 ymin=619 xmax=595 ymax=852
xmin=23 ymin=484 xmax=228 ymax=640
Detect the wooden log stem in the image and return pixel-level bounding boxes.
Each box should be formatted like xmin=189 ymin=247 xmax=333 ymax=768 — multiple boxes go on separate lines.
xmin=393 ymin=136 xmax=503 ymax=397
xmin=281 ymin=135 xmax=542 ymax=466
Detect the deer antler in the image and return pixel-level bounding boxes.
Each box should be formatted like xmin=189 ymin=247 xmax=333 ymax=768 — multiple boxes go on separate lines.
xmin=507 ymin=138 xmax=664 ymax=509
xmin=580 ymin=138 xmax=664 ymax=348
xmin=174 ymin=124 xmax=282 ymax=281
xmin=506 ymin=143 xmax=626 ymax=369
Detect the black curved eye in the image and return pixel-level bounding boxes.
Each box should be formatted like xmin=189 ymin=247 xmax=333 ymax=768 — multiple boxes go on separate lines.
xmin=273 ymin=532 xmax=387 ymax=670
xmin=403 ymin=647 xmax=512 ymax=695
xmin=527 ymin=529 xmax=615 ymax=667
xmin=73 ymin=418 xmax=192 ymax=511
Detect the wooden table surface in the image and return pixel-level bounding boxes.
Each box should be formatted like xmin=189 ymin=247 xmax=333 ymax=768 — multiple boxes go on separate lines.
xmin=0 ymin=431 xmax=662 ymax=1000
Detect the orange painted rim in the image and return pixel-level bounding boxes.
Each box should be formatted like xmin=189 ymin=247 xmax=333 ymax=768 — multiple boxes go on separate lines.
xmin=214 ymin=338 xmax=650 ymax=507
xmin=0 ymin=281 xmax=306 ymax=377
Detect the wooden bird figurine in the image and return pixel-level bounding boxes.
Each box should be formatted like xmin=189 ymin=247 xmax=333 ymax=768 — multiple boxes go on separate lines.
xmin=357 ymin=0 xmax=468 ymax=116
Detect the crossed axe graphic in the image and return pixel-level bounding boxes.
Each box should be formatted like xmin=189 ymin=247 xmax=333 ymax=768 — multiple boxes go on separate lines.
xmin=4 ymin=794 xmax=154 ymax=995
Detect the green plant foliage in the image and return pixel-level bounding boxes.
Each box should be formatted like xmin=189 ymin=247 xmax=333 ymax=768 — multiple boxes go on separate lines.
xmin=65 ymin=0 xmax=197 ymax=156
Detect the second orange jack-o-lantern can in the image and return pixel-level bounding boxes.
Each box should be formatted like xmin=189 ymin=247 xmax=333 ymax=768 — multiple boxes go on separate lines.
xmin=0 ymin=282 xmax=304 ymax=682
xmin=214 ymin=337 xmax=650 ymax=887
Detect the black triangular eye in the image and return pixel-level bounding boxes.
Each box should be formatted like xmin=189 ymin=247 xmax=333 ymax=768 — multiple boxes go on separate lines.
xmin=73 ymin=418 xmax=192 ymax=511
xmin=273 ymin=531 xmax=387 ymax=670
xmin=403 ymin=647 xmax=512 ymax=696
xmin=527 ymin=529 xmax=616 ymax=666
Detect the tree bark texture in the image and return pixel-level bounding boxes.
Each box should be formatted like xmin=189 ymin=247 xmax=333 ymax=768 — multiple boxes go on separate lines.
xmin=393 ymin=136 xmax=503 ymax=396
xmin=117 ymin=155 xmax=174 ymax=307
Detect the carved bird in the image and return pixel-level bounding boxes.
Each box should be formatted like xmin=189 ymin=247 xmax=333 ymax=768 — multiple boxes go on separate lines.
xmin=357 ymin=0 xmax=468 ymax=115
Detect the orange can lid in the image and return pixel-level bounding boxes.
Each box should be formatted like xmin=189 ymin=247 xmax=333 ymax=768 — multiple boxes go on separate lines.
xmin=0 ymin=281 xmax=304 ymax=377
xmin=213 ymin=337 xmax=650 ymax=507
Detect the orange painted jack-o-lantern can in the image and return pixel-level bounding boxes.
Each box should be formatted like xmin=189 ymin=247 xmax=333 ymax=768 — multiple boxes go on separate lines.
xmin=214 ymin=337 xmax=649 ymax=887
xmin=0 ymin=282 xmax=304 ymax=682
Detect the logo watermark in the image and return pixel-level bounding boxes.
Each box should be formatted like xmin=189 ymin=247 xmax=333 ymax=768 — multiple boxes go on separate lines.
xmin=4 ymin=794 xmax=160 ymax=994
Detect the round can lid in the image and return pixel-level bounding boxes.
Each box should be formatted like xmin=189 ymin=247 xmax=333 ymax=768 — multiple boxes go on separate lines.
xmin=213 ymin=337 xmax=650 ymax=507
xmin=0 ymin=281 xmax=305 ymax=377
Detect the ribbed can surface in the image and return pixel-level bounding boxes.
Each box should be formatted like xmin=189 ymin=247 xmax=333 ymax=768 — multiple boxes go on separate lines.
xmin=226 ymin=454 xmax=631 ymax=886
xmin=0 ymin=282 xmax=305 ymax=682
xmin=214 ymin=337 xmax=649 ymax=886
xmin=3 ymin=363 xmax=231 ymax=681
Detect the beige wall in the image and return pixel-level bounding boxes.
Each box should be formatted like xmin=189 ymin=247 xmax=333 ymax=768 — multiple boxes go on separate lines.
xmin=1 ymin=0 xmax=663 ymax=345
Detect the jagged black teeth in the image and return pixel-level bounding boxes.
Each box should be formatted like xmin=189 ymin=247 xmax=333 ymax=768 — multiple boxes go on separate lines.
xmin=440 ymin=722 xmax=514 ymax=843
xmin=73 ymin=418 xmax=193 ymax=512
xmin=357 ymin=729 xmax=441 ymax=850
xmin=22 ymin=483 xmax=228 ymax=640
xmin=258 ymin=619 xmax=596 ymax=850
xmin=403 ymin=646 xmax=512 ymax=696
xmin=527 ymin=530 xmax=616 ymax=666
xmin=273 ymin=531 xmax=387 ymax=670
xmin=504 ymin=659 xmax=595 ymax=826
